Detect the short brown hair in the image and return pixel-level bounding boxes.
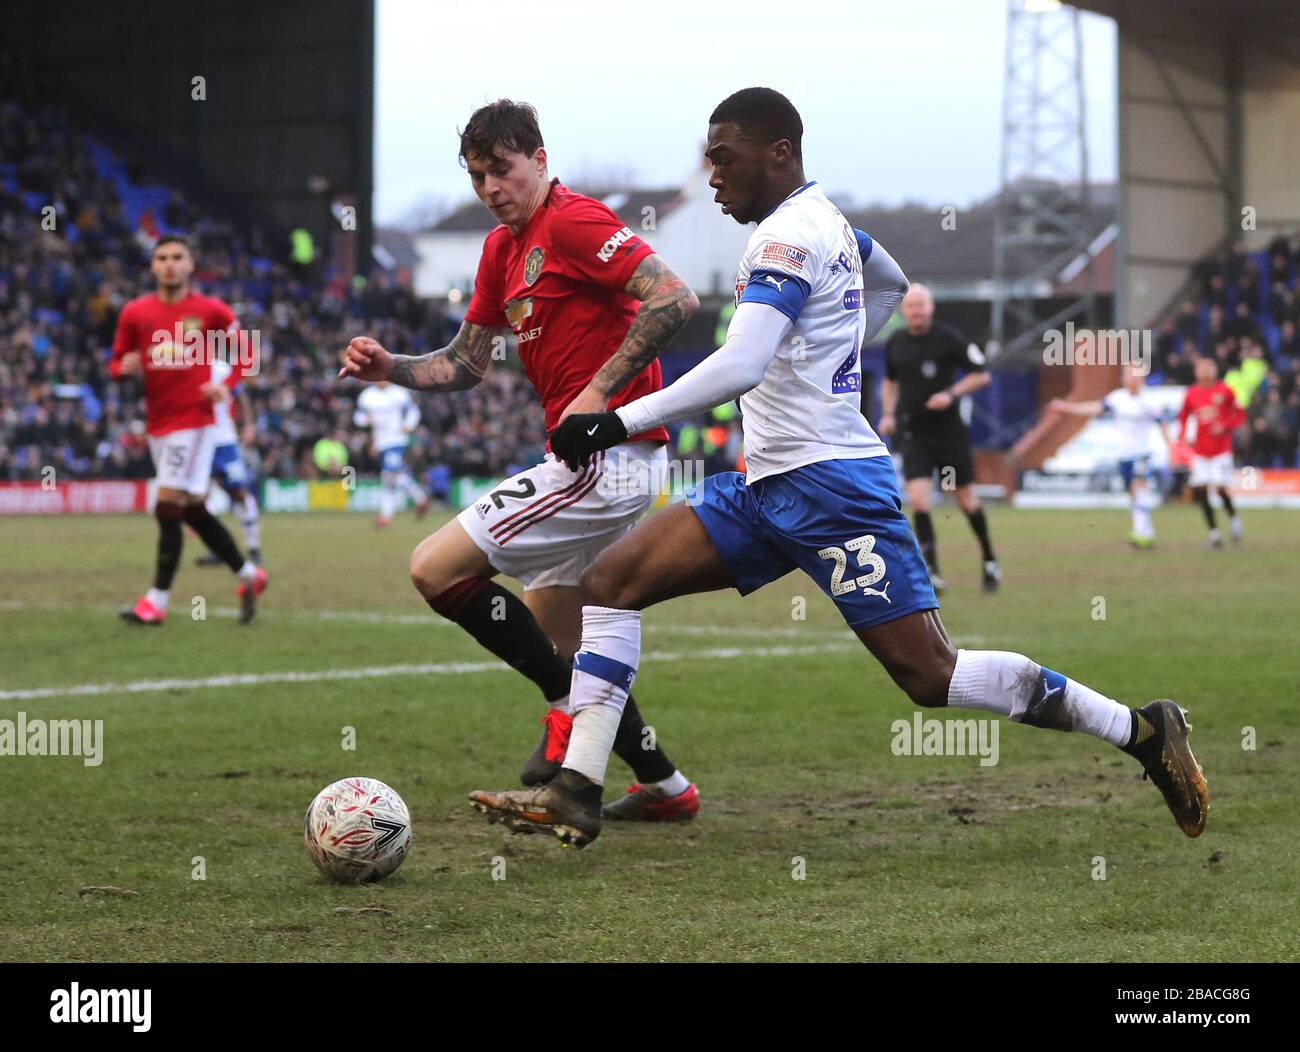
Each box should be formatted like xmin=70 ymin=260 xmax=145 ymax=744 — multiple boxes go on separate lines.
xmin=152 ymin=235 xmax=191 ymax=253
xmin=458 ymin=99 xmax=543 ymax=166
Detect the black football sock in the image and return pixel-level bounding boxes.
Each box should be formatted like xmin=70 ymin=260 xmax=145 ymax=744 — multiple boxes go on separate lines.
xmin=552 ymin=766 xmax=604 ymax=805
xmin=964 ymin=506 xmax=996 ymax=562
xmin=1196 ymin=487 xmax=1218 ymax=531
xmin=612 ymin=693 xmax=677 ymax=784
xmin=182 ymin=503 xmax=246 ymax=572
xmin=427 ymin=578 xmax=572 ymax=703
xmin=153 ymin=501 xmax=185 ymax=590
xmin=913 ymin=510 xmax=939 ymax=573
xmin=1219 ymin=489 xmax=1237 ymax=518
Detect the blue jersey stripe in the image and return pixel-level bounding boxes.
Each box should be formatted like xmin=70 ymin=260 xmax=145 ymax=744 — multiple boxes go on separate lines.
xmin=740 ymin=268 xmax=811 ymax=322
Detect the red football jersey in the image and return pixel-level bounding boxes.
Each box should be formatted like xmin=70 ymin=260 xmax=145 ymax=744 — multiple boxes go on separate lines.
xmin=111 ymin=292 xmax=242 ymax=436
xmin=1178 ymin=381 xmax=1244 ymax=457
xmin=464 ymin=180 xmax=669 ymax=443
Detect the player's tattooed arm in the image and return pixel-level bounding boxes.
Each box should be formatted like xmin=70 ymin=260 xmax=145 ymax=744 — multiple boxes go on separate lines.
xmin=589 ymin=255 xmax=700 ymax=398
xmin=388 ymin=322 xmax=508 ymax=392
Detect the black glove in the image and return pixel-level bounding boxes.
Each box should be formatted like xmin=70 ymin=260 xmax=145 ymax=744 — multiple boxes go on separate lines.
xmin=549 ymin=411 xmax=627 ymax=471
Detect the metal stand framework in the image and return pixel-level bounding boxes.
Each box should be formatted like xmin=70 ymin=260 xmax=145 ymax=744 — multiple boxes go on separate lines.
xmin=991 ymin=0 xmax=1096 ymax=367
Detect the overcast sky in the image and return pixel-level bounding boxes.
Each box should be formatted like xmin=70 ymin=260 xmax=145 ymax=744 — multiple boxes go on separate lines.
xmin=375 ymin=0 xmax=1117 ymax=226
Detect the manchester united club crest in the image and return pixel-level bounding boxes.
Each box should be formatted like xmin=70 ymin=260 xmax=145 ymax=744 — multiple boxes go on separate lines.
xmin=523 ymin=246 xmax=544 ymax=286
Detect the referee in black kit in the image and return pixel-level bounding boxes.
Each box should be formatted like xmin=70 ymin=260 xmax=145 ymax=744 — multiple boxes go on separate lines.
xmin=879 ymin=284 xmax=1001 ymax=593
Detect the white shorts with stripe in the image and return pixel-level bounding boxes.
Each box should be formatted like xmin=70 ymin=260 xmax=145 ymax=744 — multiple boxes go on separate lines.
xmin=457 ymin=443 xmax=668 ymax=590
xmin=147 ymin=426 xmax=217 ymax=496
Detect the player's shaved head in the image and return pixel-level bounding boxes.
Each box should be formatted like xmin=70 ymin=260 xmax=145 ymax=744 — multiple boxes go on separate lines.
xmin=903 ymin=284 xmax=934 ymax=307
xmin=901 ymin=284 xmax=935 ymax=334
xmin=709 ymin=87 xmax=803 ymax=160
xmin=705 ymin=88 xmax=807 ymax=225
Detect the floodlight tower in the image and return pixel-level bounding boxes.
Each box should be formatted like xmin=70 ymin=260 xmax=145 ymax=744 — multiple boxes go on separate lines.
xmin=990 ymin=0 xmax=1096 ymax=367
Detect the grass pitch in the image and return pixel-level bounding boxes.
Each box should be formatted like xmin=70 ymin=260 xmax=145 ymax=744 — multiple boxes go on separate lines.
xmin=1 ymin=504 xmax=1297 ymax=962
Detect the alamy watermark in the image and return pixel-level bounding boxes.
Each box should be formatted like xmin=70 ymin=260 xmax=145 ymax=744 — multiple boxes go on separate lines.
xmin=891 ymin=712 xmax=999 ymax=767
xmin=50 ymin=983 xmax=150 ymax=1032
xmin=0 ymin=712 xmax=103 ymax=766
xmin=1042 ymin=322 xmax=1151 ymax=374
xmin=149 ymin=324 xmax=261 ymax=376
xmin=596 ymin=450 xmax=707 ymax=506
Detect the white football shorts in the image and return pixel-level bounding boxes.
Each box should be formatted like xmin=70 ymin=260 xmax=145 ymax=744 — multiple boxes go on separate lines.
xmin=458 ymin=442 xmax=668 ymax=590
xmin=148 ymin=426 xmax=217 ymax=496
xmin=1189 ymin=452 xmax=1234 ymax=488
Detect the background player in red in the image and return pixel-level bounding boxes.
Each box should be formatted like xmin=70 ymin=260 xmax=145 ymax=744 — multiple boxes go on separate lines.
xmin=112 ymin=236 xmax=268 ymax=624
xmin=339 ymin=100 xmax=702 ymax=818
xmin=1179 ymin=355 xmax=1246 ymax=548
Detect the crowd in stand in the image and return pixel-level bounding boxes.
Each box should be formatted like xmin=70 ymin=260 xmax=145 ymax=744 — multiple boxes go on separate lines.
xmin=1153 ymin=236 xmax=1300 ymax=468
xmin=4 ymin=95 xmax=1299 ymax=491
xmin=0 ymin=99 xmax=549 ymax=491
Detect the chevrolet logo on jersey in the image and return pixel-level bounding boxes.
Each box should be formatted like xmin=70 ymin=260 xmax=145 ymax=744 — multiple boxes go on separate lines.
xmin=504 ymin=297 xmax=534 ymax=331
xmin=150 ymin=340 xmax=184 ymax=368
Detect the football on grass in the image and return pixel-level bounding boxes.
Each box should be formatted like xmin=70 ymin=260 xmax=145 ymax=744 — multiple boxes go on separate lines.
xmin=304 ymin=777 xmax=411 ymax=884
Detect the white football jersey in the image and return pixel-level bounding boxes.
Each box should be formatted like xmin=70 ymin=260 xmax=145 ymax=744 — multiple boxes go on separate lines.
xmin=355 ymin=383 xmax=419 ymax=450
xmin=733 ymin=183 xmax=892 ymax=481
xmin=210 ymin=359 xmax=238 ymax=446
xmin=1103 ymin=387 xmax=1165 ymax=458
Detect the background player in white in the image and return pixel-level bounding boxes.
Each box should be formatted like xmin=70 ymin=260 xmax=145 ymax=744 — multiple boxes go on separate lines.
xmin=196 ymin=357 xmax=263 ymax=564
xmin=1051 ymin=364 xmax=1170 ymax=548
xmin=468 ymin=87 xmax=1208 ymax=850
xmin=354 ymin=381 xmax=431 ymax=527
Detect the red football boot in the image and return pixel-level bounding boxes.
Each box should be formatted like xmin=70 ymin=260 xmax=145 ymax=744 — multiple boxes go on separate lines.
xmin=237 ymin=566 xmax=268 ymax=624
xmin=602 ymin=782 xmax=700 ymax=822
xmin=120 ymin=595 xmax=166 ymax=625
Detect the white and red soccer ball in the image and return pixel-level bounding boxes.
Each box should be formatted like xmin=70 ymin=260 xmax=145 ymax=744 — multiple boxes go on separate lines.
xmin=304 ymin=777 xmax=411 ymax=884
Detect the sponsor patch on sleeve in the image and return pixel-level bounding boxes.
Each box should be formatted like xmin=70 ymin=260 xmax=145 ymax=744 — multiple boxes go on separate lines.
xmin=758 ymin=241 xmax=810 ymax=273
xmin=596 ymin=226 xmax=637 ymax=263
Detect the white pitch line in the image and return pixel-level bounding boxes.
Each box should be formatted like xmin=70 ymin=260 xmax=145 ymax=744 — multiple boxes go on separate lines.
xmin=0 ymin=642 xmax=862 ymax=702
xmin=0 ymin=598 xmax=982 ymax=645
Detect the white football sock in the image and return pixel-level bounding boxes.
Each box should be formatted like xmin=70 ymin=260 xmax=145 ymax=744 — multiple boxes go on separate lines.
xmin=400 ymin=472 xmax=427 ymax=504
xmin=145 ymin=588 xmax=169 ymax=610
xmin=378 ymin=480 xmax=397 ymax=519
xmin=562 ymin=606 xmax=641 ymax=785
xmin=237 ymin=561 xmax=257 ymax=579
xmin=947 ymin=649 xmax=1132 ymax=746
xmin=240 ymin=493 xmax=261 ymax=549
xmin=646 ymin=771 xmax=690 ymax=797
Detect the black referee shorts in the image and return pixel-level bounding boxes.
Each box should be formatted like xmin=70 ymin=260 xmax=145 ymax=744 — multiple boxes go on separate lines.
xmin=898 ymin=424 xmax=975 ymax=487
